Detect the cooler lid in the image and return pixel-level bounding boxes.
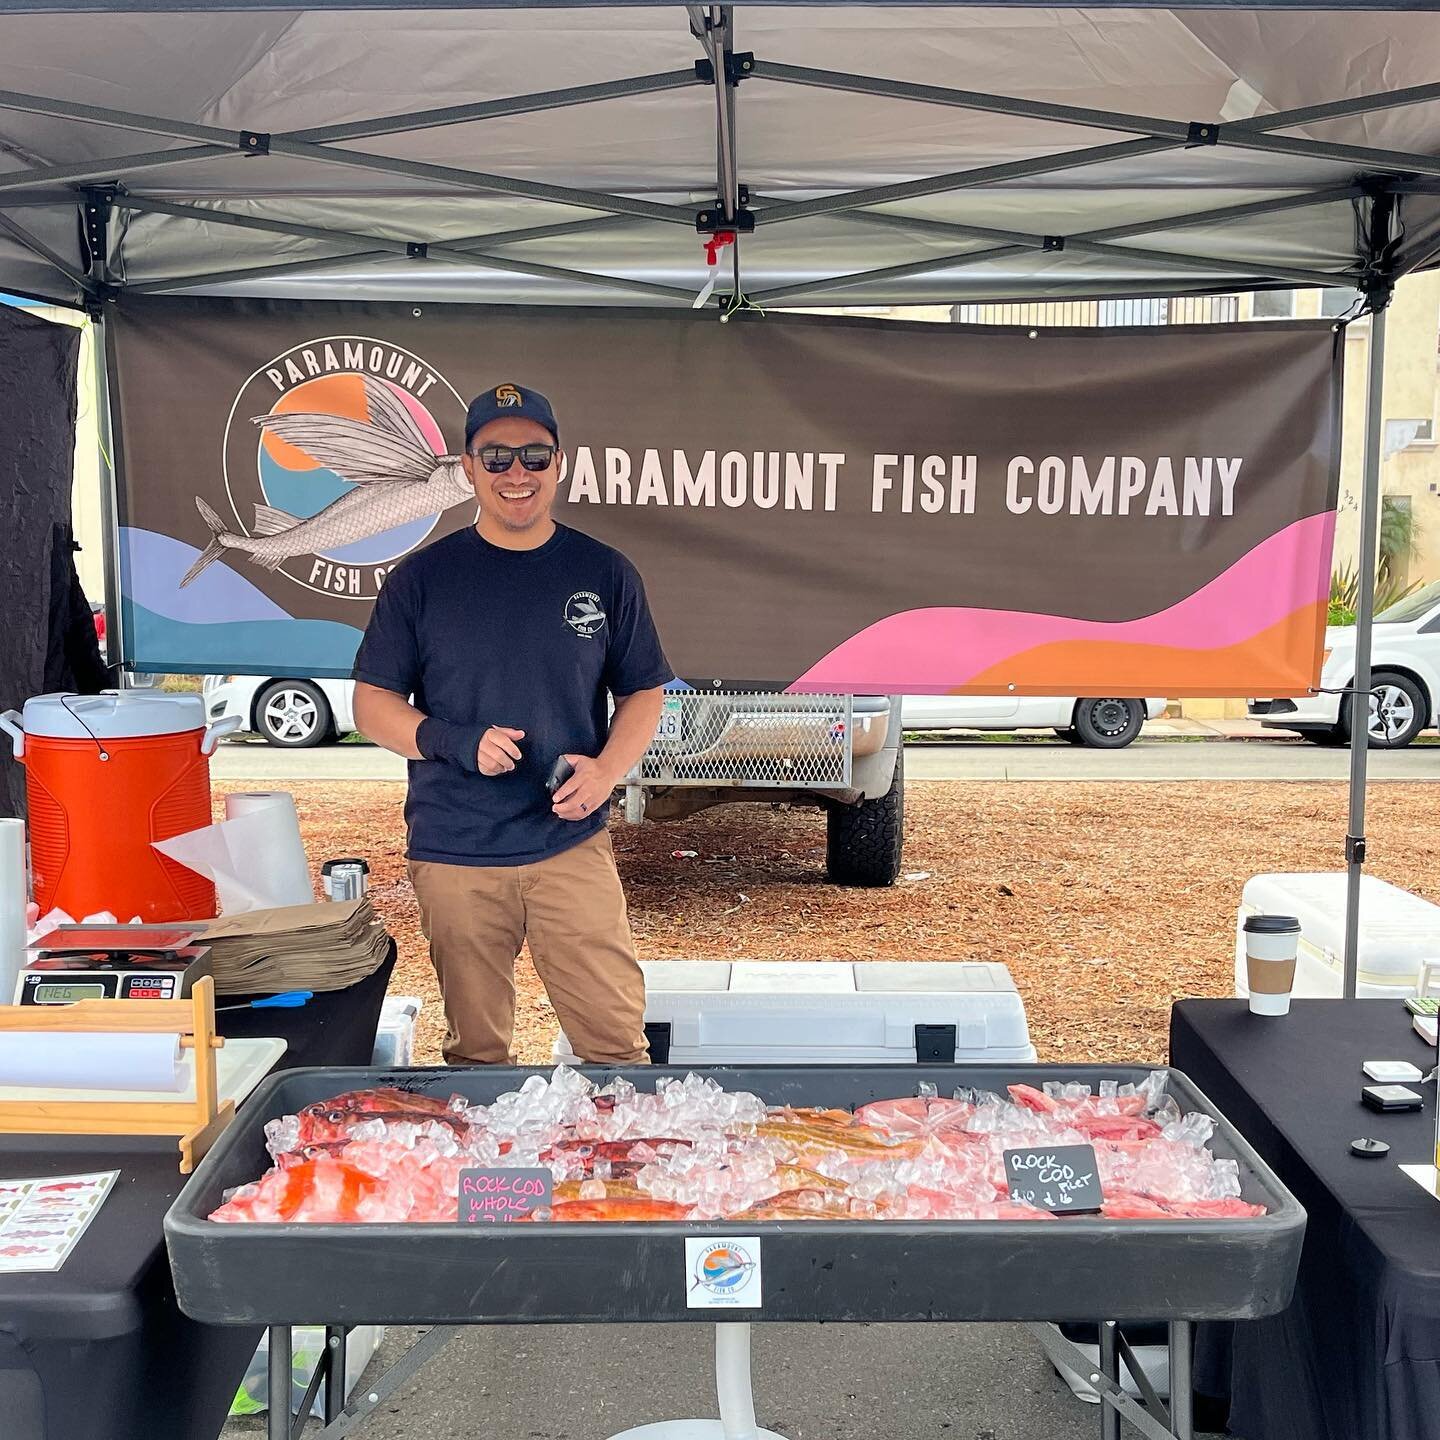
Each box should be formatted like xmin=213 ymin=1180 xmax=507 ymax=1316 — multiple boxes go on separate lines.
xmin=20 ymin=691 xmax=206 ymax=740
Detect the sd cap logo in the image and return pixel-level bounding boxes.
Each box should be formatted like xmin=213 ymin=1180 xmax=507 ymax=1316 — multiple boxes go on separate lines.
xmin=495 ymin=384 xmax=522 ymax=407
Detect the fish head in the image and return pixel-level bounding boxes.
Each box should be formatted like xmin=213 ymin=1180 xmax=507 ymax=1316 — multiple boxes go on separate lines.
xmin=462 ymin=416 xmax=561 ymax=537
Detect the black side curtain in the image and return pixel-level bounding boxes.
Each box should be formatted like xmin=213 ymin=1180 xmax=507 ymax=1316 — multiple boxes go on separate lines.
xmin=0 ymin=305 xmax=84 ymax=819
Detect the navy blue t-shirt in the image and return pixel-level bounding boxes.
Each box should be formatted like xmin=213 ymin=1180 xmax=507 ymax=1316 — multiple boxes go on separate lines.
xmin=352 ymin=524 xmax=672 ymax=866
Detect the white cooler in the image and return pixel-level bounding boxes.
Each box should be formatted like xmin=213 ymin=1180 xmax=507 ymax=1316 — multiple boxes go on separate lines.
xmin=557 ymin=960 xmax=1034 ymax=1066
xmin=1235 ymin=872 xmax=1440 ymax=1000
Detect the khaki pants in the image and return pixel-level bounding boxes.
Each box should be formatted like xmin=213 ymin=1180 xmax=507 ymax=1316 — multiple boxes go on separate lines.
xmin=408 ymin=830 xmax=648 ymax=1066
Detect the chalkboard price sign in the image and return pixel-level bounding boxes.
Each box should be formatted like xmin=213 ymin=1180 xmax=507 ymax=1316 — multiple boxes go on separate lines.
xmin=1002 ymin=1144 xmax=1103 ymax=1214
xmin=458 ymin=1168 xmax=554 ymax=1223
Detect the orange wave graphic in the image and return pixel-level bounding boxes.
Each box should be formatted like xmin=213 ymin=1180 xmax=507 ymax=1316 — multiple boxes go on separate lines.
xmin=963 ymin=601 xmax=1328 ymax=697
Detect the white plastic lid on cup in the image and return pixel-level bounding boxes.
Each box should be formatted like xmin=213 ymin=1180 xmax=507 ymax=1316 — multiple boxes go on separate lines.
xmin=20 ymin=691 xmax=206 ymax=740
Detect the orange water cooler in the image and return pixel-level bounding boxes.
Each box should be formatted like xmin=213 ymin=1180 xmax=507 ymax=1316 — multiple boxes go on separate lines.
xmin=0 ymin=692 xmax=241 ymax=923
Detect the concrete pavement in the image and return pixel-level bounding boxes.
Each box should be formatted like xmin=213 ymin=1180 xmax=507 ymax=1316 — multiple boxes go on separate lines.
xmin=902 ymin=738 xmax=1437 ymax=782
xmin=210 ymin=732 xmax=1438 ymax=784
xmin=223 ymin=1320 xmax=1221 ymax=1440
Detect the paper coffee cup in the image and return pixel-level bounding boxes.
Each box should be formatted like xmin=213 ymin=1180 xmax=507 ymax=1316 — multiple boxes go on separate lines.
xmin=1244 ymin=914 xmax=1301 ymax=1015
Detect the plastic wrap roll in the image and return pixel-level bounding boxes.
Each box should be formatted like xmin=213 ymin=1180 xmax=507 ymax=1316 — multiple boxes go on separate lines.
xmin=0 ymin=1031 xmax=184 ymax=1091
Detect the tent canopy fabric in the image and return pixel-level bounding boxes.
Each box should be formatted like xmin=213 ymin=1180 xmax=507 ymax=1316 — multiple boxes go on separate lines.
xmin=0 ymin=5 xmax=1438 ymax=309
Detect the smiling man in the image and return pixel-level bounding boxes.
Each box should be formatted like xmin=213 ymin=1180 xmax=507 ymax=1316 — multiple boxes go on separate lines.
xmin=351 ymin=382 xmax=672 ymax=1065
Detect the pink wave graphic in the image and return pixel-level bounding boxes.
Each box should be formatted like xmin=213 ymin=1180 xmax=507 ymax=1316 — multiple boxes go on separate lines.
xmin=789 ymin=512 xmax=1335 ymax=693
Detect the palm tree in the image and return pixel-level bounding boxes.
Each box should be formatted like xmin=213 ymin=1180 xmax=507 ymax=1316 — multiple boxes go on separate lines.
xmin=1378 ymin=497 xmax=1421 ymax=589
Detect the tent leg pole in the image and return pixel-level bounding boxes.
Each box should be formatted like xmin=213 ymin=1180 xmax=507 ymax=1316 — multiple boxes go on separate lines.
xmin=91 ymin=309 xmax=125 ymax=686
xmin=1342 ymin=299 xmax=1389 ymax=999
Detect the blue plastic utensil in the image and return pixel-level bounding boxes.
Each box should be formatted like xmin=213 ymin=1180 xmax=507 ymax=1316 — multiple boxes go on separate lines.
xmin=216 ymin=990 xmax=313 ymax=1013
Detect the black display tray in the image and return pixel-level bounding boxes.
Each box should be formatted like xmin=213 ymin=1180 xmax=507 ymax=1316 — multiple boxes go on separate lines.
xmin=165 ymin=1064 xmax=1305 ymax=1326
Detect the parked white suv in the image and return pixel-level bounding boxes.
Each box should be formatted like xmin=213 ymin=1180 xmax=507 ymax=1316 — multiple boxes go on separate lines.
xmin=1247 ymin=580 xmax=1440 ymax=747
xmin=903 ymin=694 xmax=1167 ymax=749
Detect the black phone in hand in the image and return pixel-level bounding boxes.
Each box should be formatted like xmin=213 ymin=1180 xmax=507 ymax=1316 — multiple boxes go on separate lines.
xmin=546 ymin=756 xmax=576 ymax=794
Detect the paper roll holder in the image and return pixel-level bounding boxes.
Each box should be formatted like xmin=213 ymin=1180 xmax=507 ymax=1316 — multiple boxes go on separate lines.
xmin=0 ymin=976 xmax=232 ymax=1172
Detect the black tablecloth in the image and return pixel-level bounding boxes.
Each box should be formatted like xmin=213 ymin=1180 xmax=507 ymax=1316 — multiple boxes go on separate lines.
xmin=0 ymin=946 xmax=394 ymax=1440
xmin=1171 ymin=998 xmax=1440 ymax=1440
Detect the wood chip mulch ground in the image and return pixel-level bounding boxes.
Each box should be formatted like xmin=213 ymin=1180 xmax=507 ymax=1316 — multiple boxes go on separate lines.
xmin=217 ymin=779 xmax=1440 ymax=1068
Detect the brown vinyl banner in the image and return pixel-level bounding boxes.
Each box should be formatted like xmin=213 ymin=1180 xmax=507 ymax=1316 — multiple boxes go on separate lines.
xmin=110 ymin=297 xmax=1342 ymax=694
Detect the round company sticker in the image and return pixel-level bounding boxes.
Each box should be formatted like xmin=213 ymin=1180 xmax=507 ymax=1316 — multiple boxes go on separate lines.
xmin=686 ymin=1237 xmax=762 ymax=1308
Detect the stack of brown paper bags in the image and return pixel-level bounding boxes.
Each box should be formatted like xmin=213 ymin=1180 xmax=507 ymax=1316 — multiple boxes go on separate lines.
xmin=198 ymin=899 xmax=391 ymax=995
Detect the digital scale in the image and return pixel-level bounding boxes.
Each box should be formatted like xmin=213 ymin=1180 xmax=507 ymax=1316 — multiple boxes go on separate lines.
xmin=15 ymin=935 xmax=212 ymax=1006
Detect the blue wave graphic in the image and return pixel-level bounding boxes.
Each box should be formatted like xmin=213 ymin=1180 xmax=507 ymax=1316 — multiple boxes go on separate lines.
xmin=125 ymin=601 xmax=364 ymax=677
xmin=121 ymin=528 xmax=290 ymax=624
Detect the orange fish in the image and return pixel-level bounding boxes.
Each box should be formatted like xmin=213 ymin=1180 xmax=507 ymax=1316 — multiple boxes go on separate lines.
xmin=210 ymin=1158 xmax=385 ymax=1223
xmin=539 ymin=1197 xmax=694 ymax=1222
xmin=553 ymin=1179 xmax=647 ymax=1202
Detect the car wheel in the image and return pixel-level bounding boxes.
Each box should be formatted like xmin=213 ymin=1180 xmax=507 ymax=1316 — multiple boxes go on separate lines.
xmin=826 ymin=748 xmax=904 ymax=887
xmin=255 ymin=680 xmax=335 ymax=748
xmin=1341 ymin=671 xmax=1428 ymax=749
xmin=1053 ymin=727 xmax=1085 ymax=745
xmin=1072 ymin=698 xmax=1144 ymax=749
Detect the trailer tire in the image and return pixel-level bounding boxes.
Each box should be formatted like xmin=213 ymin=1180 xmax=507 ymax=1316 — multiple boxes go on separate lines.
xmin=826 ymin=749 xmax=904 ymax=887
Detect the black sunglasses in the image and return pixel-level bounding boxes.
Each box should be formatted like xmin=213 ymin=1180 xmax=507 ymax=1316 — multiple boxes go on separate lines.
xmin=470 ymin=442 xmax=558 ymax=474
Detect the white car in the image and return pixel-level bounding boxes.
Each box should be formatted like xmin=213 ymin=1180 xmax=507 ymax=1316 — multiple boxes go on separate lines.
xmin=902 ymin=694 xmax=1167 ymax=749
xmin=1248 ymin=580 xmax=1440 ymax=747
xmin=203 ymin=674 xmax=357 ymax=748
xmin=205 ymin=674 xmax=1164 ymax=753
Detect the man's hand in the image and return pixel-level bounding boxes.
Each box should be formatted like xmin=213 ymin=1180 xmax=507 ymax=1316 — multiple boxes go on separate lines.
xmin=551 ymin=753 xmax=617 ymax=821
xmin=476 ymin=726 xmax=525 ymax=776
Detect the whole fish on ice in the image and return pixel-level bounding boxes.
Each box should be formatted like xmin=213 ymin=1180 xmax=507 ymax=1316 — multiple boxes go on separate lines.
xmin=180 ymin=376 xmax=473 ymax=587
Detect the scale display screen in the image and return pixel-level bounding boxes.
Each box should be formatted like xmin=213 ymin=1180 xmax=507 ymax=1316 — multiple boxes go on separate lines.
xmin=32 ymin=982 xmax=109 ymax=1004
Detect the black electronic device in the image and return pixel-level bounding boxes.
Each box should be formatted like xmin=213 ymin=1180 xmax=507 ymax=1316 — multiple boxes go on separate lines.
xmin=546 ymin=756 xmax=576 ymax=795
xmin=1360 ymin=1083 xmax=1424 ymax=1114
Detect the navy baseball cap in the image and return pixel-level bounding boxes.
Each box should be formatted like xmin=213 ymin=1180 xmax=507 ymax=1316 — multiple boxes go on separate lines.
xmin=464 ymin=383 xmax=560 ymax=448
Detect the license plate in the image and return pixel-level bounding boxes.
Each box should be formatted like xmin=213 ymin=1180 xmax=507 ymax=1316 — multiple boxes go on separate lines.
xmin=656 ymin=696 xmax=683 ymax=745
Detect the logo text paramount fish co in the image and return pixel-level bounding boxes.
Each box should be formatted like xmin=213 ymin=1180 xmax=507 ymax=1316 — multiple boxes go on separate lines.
xmin=214 ymin=336 xmax=469 ymax=602
xmin=263 ymin=340 xmax=443 ymax=400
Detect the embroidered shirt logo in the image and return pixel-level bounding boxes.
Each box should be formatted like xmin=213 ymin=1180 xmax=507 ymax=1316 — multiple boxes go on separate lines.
xmin=564 ymin=591 xmax=606 ymax=638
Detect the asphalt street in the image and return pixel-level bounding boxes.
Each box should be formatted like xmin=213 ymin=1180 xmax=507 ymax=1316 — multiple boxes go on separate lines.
xmin=222 ymin=1320 xmax=1223 ymax=1440
xmin=210 ymin=735 xmax=1439 ymax=784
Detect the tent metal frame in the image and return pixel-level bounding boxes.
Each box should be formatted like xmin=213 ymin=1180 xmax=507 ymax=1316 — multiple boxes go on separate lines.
xmin=0 ymin=24 xmax=1436 ymax=307
xmin=0 ymin=8 xmax=1427 ymax=992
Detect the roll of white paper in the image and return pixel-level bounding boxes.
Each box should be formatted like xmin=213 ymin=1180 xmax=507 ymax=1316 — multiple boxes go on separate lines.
xmin=0 ymin=1032 xmax=184 ymax=1091
xmin=222 ymin=792 xmax=314 ymax=907
xmin=0 ymin=819 xmax=27 ymax=1008
xmin=153 ymin=791 xmax=314 ymax=913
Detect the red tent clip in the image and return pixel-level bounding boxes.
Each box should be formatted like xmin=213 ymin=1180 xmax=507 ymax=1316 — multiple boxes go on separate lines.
xmin=704 ymin=231 xmax=737 ymax=267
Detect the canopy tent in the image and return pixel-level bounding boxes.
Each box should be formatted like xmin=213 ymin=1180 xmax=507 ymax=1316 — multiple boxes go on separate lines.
xmin=1 ymin=0 xmax=1437 ymax=997
xmin=0 ymin=6 xmax=1438 ymax=308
